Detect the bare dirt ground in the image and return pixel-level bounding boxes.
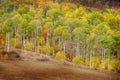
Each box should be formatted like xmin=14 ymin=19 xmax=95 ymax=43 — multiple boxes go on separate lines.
xmin=0 ymin=46 xmax=120 ymax=80
xmin=0 ymin=60 xmax=120 ymax=80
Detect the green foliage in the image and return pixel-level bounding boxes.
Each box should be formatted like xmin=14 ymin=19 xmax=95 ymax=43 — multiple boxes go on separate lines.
xmin=18 ymin=6 xmax=29 ymax=14
xmin=0 ymin=10 xmax=4 ymax=16
xmin=72 ymin=56 xmax=83 ymax=64
xmin=10 ymin=38 xmax=15 ymax=46
xmin=2 ymin=19 xmax=13 ymax=34
xmin=7 ymin=3 xmax=15 ymax=12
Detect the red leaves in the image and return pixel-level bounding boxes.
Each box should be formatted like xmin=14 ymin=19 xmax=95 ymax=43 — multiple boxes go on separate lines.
xmin=43 ymin=31 xmax=47 ymax=39
xmin=66 ymin=53 xmax=71 ymax=60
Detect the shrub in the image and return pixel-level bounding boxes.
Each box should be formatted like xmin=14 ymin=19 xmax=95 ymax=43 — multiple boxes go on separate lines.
xmin=14 ymin=42 xmax=21 ymax=48
xmin=41 ymin=46 xmax=49 ymax=54
xmin=105 ymin=59 xmax=109 ymax=69
xmin=53 ymin=45 xmax=59 ymax=53
xmin=72 ymin=56 xmax=83 ymax=64
xmin=109 ymin=59 xmax=120 ymax=72
xmin=1 ymin=39 xmax=5 ymax=45
xmin=4 ymin=54 xmax=9 ymax=60
xmin=40 ymin=37 xmax=45 ymax=46
xmin=94 ymin=57 xmax=101 ymax=68
xmin=55 ymin=52 xmax=66 ymax=60
xmin=18 ymin=6 xmax=29 ymax=14
xmin=10 ymin=38 xmax=15 ymax=46
xmin=85 ymin=58 xmax=90 ymax=66
xmin=65 ymin=53 xmax=71 ymax=61
xmin=24 ymin=41 xmax=32 ymax=51
xmin=49 ymin=46 xmax=54 ymax=55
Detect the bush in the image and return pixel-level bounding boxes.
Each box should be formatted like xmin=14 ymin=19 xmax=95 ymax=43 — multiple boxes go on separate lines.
xmin=109 ymin=59 xmax=120 ymax=72
xmin=40 ymin=37 xmax=45 ymax=46
xmin=94 ymin=57 xmax=101 ymax=68
xmin=10 ymin=38 xmax=15 ymax=46
xmin=65 ymin=53 xmax=71 ymax=61
xmin=49 ymin=46 xmax=54 ymax=55
xmin=53 ymin=45 xmax=59 ymax=53
xmin=72 ymin=56 xmax=83 ymax=64
xmin=18 ymin=6 xmax=29 ymax=14
xmin=41 ymin=46 xmax=49 ymax=54
xmin=0 ymin=10 xmax=4 ymax=16
xmin=14 ymin=42 xmax=21 ymax=48
xmin=0 ymin=49 xmax=2 ymax=58
xmin=85 ymin=58 xmax=90 ymax=66
xmin=55 ymin=52 xmax=66 ymax=60
xmin=0 ymin=39 xmax=5 ymax=45
xmin=24 ymin=41 xmax=32 ymax=51
xmin=4 ymin=54 xmax=9 ymax=60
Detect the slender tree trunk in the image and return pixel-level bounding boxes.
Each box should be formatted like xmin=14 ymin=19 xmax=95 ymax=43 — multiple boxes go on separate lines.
xmin=76 ymin=42 xmax=79 ymax=56
xmin=14 ymin=25 xmax=17 ymax=45
xmin=90 ymin=49 xmax=94 ymax=69
xmin=63 ymin=42 xmax=66 ymax=53
xmin=46 ymin=36 xmax=50 ymax=55
xmin=82 ymin=34 xmax=87 ymax=62
xmin=102 ymin=48 xmax=105 ymax=69
xmin=59 ymin=36 xmax=61 ymax=51
xmin=90 ymin=49 xmax=92 ymax=69
xmin=92 ymin=48 xmax=95 ymax=68
xmin=108 ymin=53 xmax=110 ymax=70
xmin=6 ymin=33 xmax=10 ymax=52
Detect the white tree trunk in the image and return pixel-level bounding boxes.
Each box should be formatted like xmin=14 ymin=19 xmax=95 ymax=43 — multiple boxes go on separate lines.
xmin=102 ymin=48 xmax=105 ymax=69
xmin=6 ymin=33 xmax=10 ymax=52
xmin=63 ymin=42 xmax=66 ymax=53
xmin=90 ymin=53 xmax=92 ymax=69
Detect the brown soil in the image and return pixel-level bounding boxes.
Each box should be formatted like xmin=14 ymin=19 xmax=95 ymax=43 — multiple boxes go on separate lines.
xmin=0 ymin=60 xmax=120 ymax=80
xmin=0 ymin=46 xmax=120 ymax=80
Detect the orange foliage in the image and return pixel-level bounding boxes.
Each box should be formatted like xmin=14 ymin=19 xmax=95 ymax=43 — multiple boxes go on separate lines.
xmin=37 ymin=0 xmax=46 ymax=8
xmin=65 ymin=53 xmax=71 ymax=60
xmin=4 ymin=54 xmax=9 ymax=60
xmin=0 ymin=34 xmax=5 ymax=45
xmin=37 ymin=0 xmax=59 ymax=8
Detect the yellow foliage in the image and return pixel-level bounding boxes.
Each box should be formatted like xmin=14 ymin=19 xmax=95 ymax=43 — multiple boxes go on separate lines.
xmin=1 ymin=39 xmax=5 ymax=45
xmin=55 ymin=52 xmax=66 ymax=60
xmin=40 ymin=37 xmax=45 ymax=45
xmin=47 ymin=2 xmax=59 ymax=9
xmin=54 ymin=45 xmax=59 ymax=53
xmin=0 ymin=34 xmax=5 ymax=45
xmin=108 ymin=64 xmax=114 ymax=71
xmin=41 ymin=46 xmax=49 ymax=54
xmin=115 ymin=15 xmax=120 ymax=22
xmin=49 ymin=46 xmax=54 ymax=55
xmin=85 ymin=58 xmax=90 ymax=66
xmin=99 ymin=64 xmax=103 ymax=70
xmin=37 ymin=0 xmax=59 ymax=9
xmin=15 ymin=42 xmax=21 ymax=48
xmin=65 ymin=11 xmax=72 ymax=18
xmin=108 ymin=59 xmax=120 ymax=72
xmin=25 ymin=41 xmax=32 ymax=51
xmin=94 ymin=57 xmax=101 ymax=68
xmin=41 ymin=46 xmax=54 ymax=55
xmin=72 ymin=56 xmax=83 ymax=64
